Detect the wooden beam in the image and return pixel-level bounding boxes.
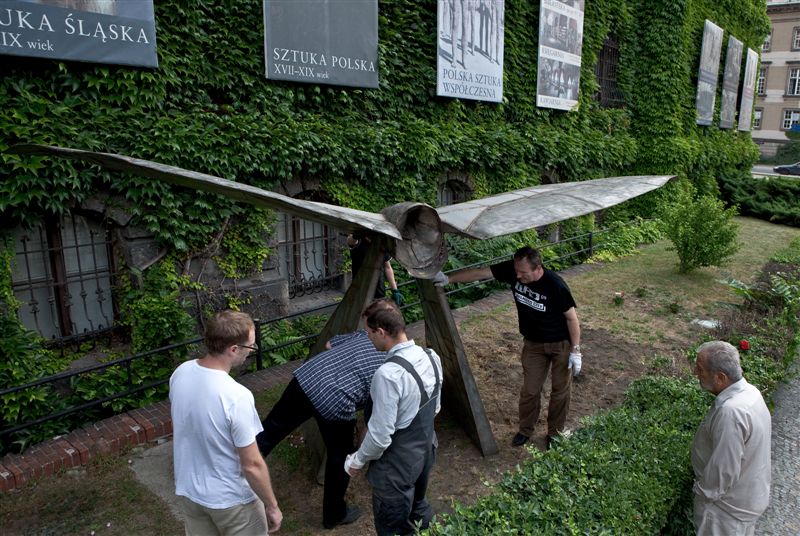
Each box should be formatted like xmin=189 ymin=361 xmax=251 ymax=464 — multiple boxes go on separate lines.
xmin=417 ymin=278 xmax=498 ymax=456
xmin=307 ymin=237 xmax=385 ymax=356
xmin=301 ymin=237 xmax=387 ymax=474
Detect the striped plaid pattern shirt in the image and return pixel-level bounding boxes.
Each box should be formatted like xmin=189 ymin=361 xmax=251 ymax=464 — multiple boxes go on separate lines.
xmin=295 ymin=330 xmax=386 ymax=421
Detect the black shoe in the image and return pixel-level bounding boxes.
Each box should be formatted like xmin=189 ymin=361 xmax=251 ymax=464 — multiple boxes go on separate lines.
xmin=511 ymin=432 xmax=529 ymax=447
xmin=323 ymin=505 xmax=361 ymax=529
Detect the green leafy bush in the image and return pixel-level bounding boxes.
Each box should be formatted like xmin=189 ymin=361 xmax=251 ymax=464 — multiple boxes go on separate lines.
xmin=214 ymin=209 xmax=275 ymax=279
xmin=771 ymin=237 xmax=800 ymax=265
xmin=425 ymin=377 xmax=709 ymax=536
xmin=774 ymin=140 xmax=800 ymax=163
xmin=69 ymin=258 xmax=196 ymax=416
xmin=718 ymin=172 xmax=800 ymax=228
xmin=0 ymin=239 xmax=73 ymax=453
xmin=588 ymin=217 xmax=663 ymax=263
xmin=660 ymin=186 xmax=740 ymax=273
xmin=257 ymin=314 xmax=329 ymax=367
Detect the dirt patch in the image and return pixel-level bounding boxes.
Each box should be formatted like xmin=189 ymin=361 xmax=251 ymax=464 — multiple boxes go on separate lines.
xmin=266 ymin=293 xmax=688 ymax=535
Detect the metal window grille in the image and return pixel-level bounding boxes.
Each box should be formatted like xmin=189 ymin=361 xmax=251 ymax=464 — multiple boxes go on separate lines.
xmin=757 ymin=68 xmax=766 ymax=95
xmin=11 ymin=214 xmax=115 ymax=342
xmin=275 ymin=212 xmax=344 ymax=298
xmin=787 ymin=69 xmax=800 ymax=95
xmin=593 ymin=37 xmax=624 ymax=108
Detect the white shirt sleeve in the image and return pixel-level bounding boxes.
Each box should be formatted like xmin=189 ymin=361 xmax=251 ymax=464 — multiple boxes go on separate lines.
xmin=353 ymin=366 xmax=401 ymax=465
xmin=230 ymin=391 xmax=264 ymax=449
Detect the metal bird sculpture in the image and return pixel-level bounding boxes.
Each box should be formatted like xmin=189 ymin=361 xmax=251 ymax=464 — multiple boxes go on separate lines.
xmin=9 ymin=144 xmax=675 ymax=455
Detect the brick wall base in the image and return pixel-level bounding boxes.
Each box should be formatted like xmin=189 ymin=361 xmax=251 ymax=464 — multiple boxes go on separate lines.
xmin=0 ymin=361 xmax=301 ymax=493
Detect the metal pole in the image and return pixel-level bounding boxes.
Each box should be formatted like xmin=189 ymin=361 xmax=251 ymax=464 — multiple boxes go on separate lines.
xmin=254 ymin=319 xmax=264 ymax=371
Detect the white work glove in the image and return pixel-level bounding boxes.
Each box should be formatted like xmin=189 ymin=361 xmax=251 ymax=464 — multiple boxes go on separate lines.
xmin=344 ymin=452 xmax=364 ymax=476
xmin=432 ymin=271 xmax=449 ymax=287
xmin=568 ymin=352 xmax=582 ymax=376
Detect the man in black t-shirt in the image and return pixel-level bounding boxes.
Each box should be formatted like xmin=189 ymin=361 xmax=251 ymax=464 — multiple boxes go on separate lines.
xmin=433 ymin=246 xmax=582 ymax=448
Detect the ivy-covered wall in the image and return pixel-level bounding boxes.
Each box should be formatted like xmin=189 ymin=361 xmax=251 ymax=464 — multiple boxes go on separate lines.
xmin=1 ymin=0 xmax=769 ymax=249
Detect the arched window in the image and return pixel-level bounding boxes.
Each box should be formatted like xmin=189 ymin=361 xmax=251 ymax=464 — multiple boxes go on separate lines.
xmin=593 ymin=36 xmax=624 ymax=108
xmin=11 ymin=213 xmax=115 ymax=341
xmin=275 ymin=191 xmax=345 ymax=297
xmin=437 ymin=179 xmax=470 ymax=206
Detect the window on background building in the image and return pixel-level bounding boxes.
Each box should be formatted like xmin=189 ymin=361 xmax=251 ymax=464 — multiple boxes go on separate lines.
xmin=757 ymin=67 xmax=767 ymax=95
xmin=593 ymin=36 xmax=625 ymax=108
xmin=794 ymin=27 xmax=800 ymax=50
xmin=787 ymin=68 xmax=800 ymax=95
xmin=763 ymin=31 xmax=772 ymax=52
xmin=754 ymin=109 xmax=762 ymax=129
xmin=11 ymin=214 xmax=115 ymax=341
xmin=437 ymin=179 xmax=470 ymax=206
xmin=275 ymin=191 xmax=344 ymax=298
xmin=782 ymin=109 xmax=800 ymax=130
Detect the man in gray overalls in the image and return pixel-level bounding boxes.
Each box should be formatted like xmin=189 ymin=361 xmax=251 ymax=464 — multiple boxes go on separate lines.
xmin=344 ymin=299 xmax=443 ymax=536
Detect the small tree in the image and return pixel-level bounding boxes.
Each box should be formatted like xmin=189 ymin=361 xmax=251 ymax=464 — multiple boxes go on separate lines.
xmin=661 ymin=185 xmax=740 ymax=273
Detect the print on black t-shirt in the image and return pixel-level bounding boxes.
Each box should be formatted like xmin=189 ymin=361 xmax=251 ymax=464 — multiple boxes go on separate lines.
xmin=490 ymin=260 xmax=576 ymax=343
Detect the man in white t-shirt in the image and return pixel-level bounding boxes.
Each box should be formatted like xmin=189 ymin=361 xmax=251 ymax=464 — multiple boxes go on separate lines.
xmin=170 ymin=310 xmax=282 ymax=534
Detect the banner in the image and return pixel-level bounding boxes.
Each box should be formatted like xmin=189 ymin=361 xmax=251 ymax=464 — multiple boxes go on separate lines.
xmin=718 ymin=36 xmax=743 ymax=129
xmin=695 ymin=20 xmax=723 ymax=126
xmin=536 ymin=0 xmax=584 ymax=111
xmin=0 ymin=1 xmax=157 ymax=68
xmin=738 ymin=48 xmax=758 ymax=132
xmin=436 ymin=0 xmax=505 ymax=103
xmin=263 ymin=0 xmax=378 ymax=88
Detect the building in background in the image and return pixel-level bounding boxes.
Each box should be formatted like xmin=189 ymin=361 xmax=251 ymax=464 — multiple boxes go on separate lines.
xmin=753 ymin=0 xmax=800 ymax=157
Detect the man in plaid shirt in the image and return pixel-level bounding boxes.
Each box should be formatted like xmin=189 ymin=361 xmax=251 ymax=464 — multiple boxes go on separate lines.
xmin=256 ymin=330 xmax=385 ymax=529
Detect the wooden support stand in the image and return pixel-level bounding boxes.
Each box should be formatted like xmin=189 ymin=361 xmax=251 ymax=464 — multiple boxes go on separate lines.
xmin=302 ymin=238 xmax=499 ymax=480
xmin=416 ymin=278 xmax=498 ymax=456
xmin=300 ymin=238 xmax=387 ymax=476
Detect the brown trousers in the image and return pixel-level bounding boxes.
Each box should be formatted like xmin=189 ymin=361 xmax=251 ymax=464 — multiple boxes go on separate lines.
xmin=177 ymin=496 xmax=268 ymax=536
xmin=518 ymin=339 xmax=572 ymax=437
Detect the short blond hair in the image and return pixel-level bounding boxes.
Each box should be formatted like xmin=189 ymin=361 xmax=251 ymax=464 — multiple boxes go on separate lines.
xmin=205 ymin=310 xmax=254 ymax=355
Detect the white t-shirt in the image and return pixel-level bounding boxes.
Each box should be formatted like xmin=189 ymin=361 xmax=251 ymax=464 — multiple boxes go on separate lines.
xmin=170 ymin=360 xmax=263 ymax=509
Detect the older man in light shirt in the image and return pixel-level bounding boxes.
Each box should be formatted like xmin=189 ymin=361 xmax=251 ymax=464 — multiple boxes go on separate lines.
xmin=691 ymin=340 xmax=771 ymax=536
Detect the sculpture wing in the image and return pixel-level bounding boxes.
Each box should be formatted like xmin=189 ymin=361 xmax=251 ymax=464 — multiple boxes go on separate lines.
xmin=435 ymin=175 xmax=675 ymax=239
xmin=8 ymin=144 xmax=403 ymax=240
xmin=8 ymin=145 xmax=674 ymax=277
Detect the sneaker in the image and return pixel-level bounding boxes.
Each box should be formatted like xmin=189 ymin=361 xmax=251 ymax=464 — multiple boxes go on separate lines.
xmin=511 ymin=432 xmax=529 ymax=447
xmin=323 ymin=505 xmax=361 ymax=529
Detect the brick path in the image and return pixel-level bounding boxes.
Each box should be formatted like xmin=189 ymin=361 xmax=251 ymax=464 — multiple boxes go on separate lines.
xmin=0 ymin=360 xmax=302 ymax=492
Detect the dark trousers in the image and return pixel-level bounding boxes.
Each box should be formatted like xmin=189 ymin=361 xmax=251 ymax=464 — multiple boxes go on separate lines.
xmin=371 ymin=446 xmax=435 ymax=536
xmin=256 ymin=378 xmax=356 ymax=527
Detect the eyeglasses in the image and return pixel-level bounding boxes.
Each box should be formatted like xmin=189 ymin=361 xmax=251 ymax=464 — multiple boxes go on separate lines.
xmin=239 ymin=344 xmax=259 ymax=353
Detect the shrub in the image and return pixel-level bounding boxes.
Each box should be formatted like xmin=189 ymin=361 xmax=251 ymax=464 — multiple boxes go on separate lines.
xmin=660 ymin=186 xmax=740 ymax=273
xmin=718 ymin=171 xmax=800 ymax=228
xmin=425 ymin=376 xmax=710 ymax=536
xmin=0 ymin=238 xmax=72 ymax=453
xmin=774 ymin=140 xmax=800 ymax=163
xmin=588 ymin=217 xmax=664 ymax=263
